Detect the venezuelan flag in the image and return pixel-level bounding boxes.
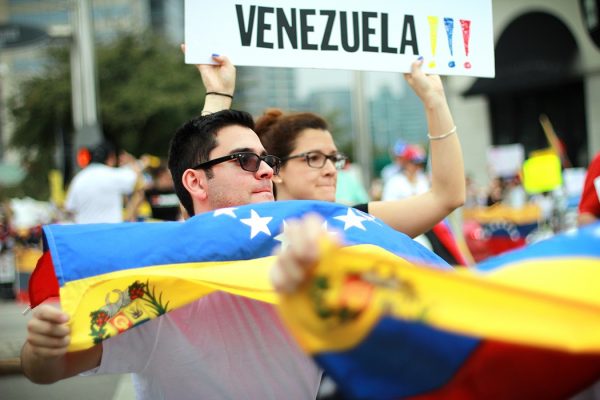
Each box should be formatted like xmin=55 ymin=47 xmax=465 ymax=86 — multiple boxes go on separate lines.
xmin=277 ymin=222 xmax=600 ymax=399
xmin=463 ymin=203 xmax=541 ymax=259
xmin=29 ymin=200 xmax=446 ymax=351
xmin=29 ymin=200 xmax=600 ymax=398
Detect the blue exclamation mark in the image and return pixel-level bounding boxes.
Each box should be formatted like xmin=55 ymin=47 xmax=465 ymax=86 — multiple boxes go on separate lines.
xmin=444 ymin=18 xmax=455 ymax=68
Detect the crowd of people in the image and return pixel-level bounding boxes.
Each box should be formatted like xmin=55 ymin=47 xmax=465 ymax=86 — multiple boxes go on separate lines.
xmin=11 ymin=45 xmax=600 ymax=400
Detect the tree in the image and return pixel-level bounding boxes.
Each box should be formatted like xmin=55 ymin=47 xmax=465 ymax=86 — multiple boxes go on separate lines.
xmin=8 ymin=33 xmax=203 ymax=200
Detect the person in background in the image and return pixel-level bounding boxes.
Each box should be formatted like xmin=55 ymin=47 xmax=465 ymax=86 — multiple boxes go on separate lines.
xmin=380 ymin=138 xmax=407 ymax=183
xmin=64 ymin=142 xmax=141 ymax=224
xmin=334 ymin=158 xmax=370 ymax=206
xmin=381 ymin=144 xmax=429 ymax=201
xmin=578 ymin=151 xmax=600 ymax=226
xmin=504 ymin=175 xmax=527 ymax=209
xmin=127 ymin=162 xmax=181 ymax=221
xmin=144 ymin=163 xmax=181 ymax=221
xmin=486 ymin=176 xmax=505 ymax=207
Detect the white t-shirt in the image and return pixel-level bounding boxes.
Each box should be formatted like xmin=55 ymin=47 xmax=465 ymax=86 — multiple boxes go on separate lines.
xmin=65 ymin=163 xmax=137 ymax=223
xmin=382 ymin=171 xmax=429 ymax=201
xmin=93 ymin=292 xmax=321 ymax=400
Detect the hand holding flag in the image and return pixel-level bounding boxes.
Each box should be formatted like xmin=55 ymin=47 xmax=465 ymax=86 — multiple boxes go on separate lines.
xmin=274 ymin=216 xmax=600 ymax=399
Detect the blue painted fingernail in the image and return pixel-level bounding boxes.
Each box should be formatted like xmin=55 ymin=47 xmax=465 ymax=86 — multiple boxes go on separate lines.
xmin=212 ymin=53 xmax=220 ymax=57
xmin=417 ymin=56 xmax=424 ymax=61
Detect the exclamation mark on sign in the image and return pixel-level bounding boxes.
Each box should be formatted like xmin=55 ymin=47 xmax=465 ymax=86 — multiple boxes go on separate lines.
xmin=427 ymin=16 xmax=439 ymax=68
xmin=444 ymin=18 xmax=455 ymax=68
xmin=460 ymin=19 xmax=472 ymax=69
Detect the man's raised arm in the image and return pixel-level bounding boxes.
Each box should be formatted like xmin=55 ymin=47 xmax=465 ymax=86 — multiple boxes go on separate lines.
xmin=181 ymin=45 xmax=236 ymax=116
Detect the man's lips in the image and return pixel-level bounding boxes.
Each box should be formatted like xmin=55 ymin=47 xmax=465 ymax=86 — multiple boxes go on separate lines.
xmin=253 ymin=187 xmax=273 ymax=194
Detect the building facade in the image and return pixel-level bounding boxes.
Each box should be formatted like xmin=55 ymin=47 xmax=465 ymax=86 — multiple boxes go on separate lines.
xmin=447 ymin=0 xmax=600 ymax=185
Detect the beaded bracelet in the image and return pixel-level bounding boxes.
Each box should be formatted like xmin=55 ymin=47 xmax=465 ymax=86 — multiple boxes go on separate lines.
xmin=205 ymin=91 xmax=234 ymax=99
xmin=427 ymin=125 xmax=457 ymax=140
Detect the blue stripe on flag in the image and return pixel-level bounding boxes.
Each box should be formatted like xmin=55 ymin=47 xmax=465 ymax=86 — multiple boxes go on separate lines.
xmin=43 ymin=200 xmax=450 ymax=286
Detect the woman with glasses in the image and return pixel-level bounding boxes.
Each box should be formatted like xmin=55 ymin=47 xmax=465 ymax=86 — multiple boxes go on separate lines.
xmin=252 ymin=58 xmax=464 ymax=239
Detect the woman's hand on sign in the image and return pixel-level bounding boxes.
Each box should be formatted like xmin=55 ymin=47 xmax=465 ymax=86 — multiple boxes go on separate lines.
xmin=404 ymin=57 xmax=446 ymax=110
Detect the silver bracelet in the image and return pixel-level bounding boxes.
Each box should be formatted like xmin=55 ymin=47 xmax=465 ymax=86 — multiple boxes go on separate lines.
xmin=427 ymin=125 xmax=457 ymax=140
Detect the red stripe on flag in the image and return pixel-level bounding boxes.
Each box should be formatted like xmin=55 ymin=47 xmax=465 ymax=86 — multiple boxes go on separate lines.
xmin=411 ymin=340 xmax=600 ymax=400
xmin=28 ymin=251 xmax=59 ymax=308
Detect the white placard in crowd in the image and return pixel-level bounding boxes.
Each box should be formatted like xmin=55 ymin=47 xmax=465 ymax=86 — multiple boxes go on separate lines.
xmin=487 ymin=144 xmax=525 ymax=178
xmin=0 ymin=252 xmax=15 ymax=283
xmin=562 ymin=167 xmax=587 ymax=198
xmin=185 ymin=0 xmax=495 ymax=77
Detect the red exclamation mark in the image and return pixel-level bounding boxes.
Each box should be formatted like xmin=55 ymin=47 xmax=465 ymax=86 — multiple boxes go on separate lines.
xmin=460 ymin=19 xmax=472 ymax=69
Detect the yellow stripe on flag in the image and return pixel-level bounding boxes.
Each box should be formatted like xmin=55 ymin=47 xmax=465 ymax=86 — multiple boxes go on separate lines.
xmin=278 ymin=242 xmax=600 ymax=354
xmin=62 ymin=256 xmax=277 ymax=351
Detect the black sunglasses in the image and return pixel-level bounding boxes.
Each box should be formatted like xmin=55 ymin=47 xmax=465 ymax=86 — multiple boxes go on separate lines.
xmin=281 ymin=151 xmax=348 ymax=170
xmin=192 ymin=152 xmax=281 ymax=175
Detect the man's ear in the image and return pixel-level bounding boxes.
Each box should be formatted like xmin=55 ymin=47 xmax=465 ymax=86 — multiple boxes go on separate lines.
xmin=182 ymin=169 xmax=208 ymax=202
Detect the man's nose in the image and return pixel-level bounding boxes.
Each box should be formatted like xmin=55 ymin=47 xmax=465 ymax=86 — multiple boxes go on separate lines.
xmin=256 ymin=159 xmax=274 ymax=179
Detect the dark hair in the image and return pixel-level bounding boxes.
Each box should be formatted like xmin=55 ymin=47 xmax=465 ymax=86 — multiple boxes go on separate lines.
xmin=254 ymin=108 xmax=328 ymax=160
xmin=90 ymin=141 xmax=116 ymax=164
xmin=168 ymin=110 xmax=255 ymax=217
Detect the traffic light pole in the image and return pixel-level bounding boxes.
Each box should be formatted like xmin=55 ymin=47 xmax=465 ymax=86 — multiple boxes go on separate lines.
xmin=70 ymin=0 xmax=102 ymax=173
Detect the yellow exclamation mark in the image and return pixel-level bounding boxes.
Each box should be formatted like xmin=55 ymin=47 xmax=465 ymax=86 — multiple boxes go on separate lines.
xmin=427 ymin=16 xmax=439 ymax=68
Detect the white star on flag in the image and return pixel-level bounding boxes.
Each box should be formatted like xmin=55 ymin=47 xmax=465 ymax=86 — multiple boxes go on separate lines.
xmin=274 ymin=220 xmax=289 ymax=246
xmin=214 ymin=207 xmax=238 ymax=218
xmin=275 ymin=220 xmax=338 ymax=249
xmin=240 ymin=209 xmax=273 ymax=239
xmin=357 ymin=210 xmax=381 ymax=225
xmin=334 ymin=208 xmax=368 ymax=231
xmin=321 ymin=220 xmax=340 ymax=237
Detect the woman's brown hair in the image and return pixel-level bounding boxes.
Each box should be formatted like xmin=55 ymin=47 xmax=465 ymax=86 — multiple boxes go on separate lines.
xmin=254 ymin=108 xmax=329 ymax=160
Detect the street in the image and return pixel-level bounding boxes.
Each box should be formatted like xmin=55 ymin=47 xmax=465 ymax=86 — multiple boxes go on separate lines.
xmin=0 ymin=300 xmax=134 ymax=400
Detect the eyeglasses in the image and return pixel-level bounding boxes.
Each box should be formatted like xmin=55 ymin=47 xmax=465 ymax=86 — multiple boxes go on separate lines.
xmin=281 ymin=151 xmax=348 ymax=170
xmin=192 ymin=152 xmax=281 ymax=175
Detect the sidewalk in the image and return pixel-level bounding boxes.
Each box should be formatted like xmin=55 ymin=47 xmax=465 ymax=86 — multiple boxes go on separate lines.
xmin=0 ymin=299 xmax=28 ymax=375
xmin=0 ymin=300 xmax=134 ymax=400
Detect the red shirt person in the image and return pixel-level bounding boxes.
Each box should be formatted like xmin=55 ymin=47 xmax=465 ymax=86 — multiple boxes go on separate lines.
xmin=578 ymin=152 xmax=600 ymax=226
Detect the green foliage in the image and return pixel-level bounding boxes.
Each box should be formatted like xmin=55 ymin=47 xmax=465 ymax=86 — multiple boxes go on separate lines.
xmin=96 ymin=35 xmax=201 ymax=156
xmin=8 ymin=33 xmax=203 ymax=200
xmin=7 ymin=46 xmax=71 ymax=200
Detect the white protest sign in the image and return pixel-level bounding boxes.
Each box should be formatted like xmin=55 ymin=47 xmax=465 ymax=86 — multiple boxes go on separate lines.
xmin=487 ymin=144 xmax=525 ymax=178
xmin=562 ymin=167 xmax=587 ymax=198
xmin=185 ymin=0 xmax=495 ymax=77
